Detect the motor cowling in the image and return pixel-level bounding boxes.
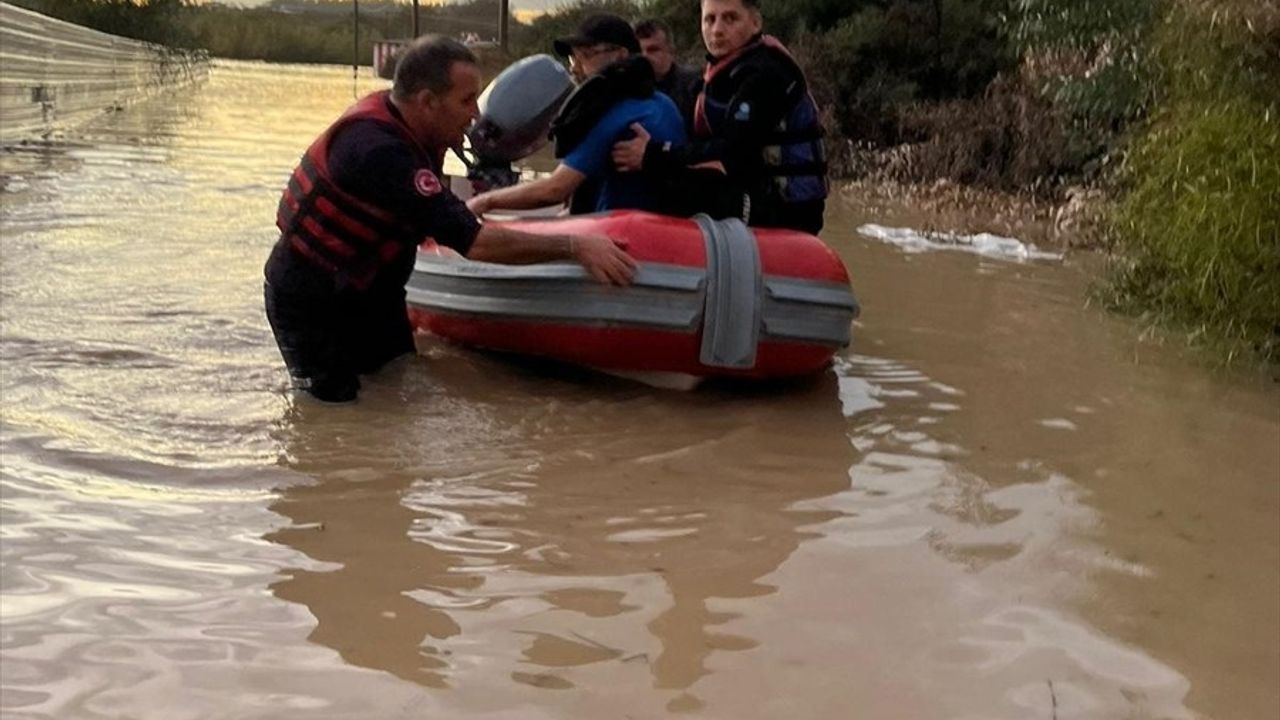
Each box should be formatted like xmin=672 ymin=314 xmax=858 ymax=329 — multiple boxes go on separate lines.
xmin=467 ymin=54 xmax=573 ymax=165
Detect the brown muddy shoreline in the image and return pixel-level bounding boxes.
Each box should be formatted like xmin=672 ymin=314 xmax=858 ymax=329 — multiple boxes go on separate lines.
xmin=837 ymin=177 xmax=1108 ymax=251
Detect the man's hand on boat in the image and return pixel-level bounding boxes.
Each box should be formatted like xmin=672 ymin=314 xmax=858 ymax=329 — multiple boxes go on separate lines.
xmin=465 ymin=194 xmax=494 ymax=217
xmin=569 ymin=233 xmax=637 ymax=286
xmin=467 ymin=225 xmax=636 ymax=286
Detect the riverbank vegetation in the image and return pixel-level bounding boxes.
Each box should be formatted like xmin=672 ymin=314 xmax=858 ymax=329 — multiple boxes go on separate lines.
xmin=10 ymin=0 xmax=1277 ymax=362
xmin=529 ymin=0 xmax=1280 ymax=362
xmin=1102 ymin=0 xmax=1278 ymax=363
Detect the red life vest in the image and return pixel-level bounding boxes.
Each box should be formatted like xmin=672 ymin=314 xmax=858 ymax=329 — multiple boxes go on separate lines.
xmin=275 ymin=91 xmax=431 ymax=290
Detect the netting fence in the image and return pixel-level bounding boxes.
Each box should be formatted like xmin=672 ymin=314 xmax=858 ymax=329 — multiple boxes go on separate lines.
xmin=0 ymin=1 xmax=208 ymax=141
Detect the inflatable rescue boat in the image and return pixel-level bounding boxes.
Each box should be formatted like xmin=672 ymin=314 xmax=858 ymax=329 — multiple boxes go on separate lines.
xmin=406 ymin=210 xmax=859 ymax=381
xmin=406 ymin=55 xmax=859 ymax=382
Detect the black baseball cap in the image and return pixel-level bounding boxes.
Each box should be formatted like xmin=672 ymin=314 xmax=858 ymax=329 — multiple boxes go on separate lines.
xmin=553 ymin=14 xmax=641 ymax=58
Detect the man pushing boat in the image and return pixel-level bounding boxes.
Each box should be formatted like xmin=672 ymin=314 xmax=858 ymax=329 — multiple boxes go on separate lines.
xmin=264 ymin=36 xmax=635 ymax=404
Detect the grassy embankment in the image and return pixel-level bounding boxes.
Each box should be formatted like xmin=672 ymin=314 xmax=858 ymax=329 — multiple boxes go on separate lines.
xmin=1102 ymin=1 xmax=1279 ymax=363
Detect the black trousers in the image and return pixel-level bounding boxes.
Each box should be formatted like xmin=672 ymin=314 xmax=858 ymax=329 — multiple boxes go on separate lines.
xmin=660 ymin=170 xmax=826 ymax=236
xmin=264 ymin=280 xmax=414 ymax=402
xmin=752 ymin=198 xmax=826 ymax=236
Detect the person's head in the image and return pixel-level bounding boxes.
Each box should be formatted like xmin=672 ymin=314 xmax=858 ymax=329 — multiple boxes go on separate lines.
xmin=635 ymin=18 xmax=676 ymax=79
xmin=700 ymin=0 xmax=762 ymax=59
xmin=554 ymin=14 xmax=640 ymax=82
xmin=390 ymin=35 xmax=481 ymax=150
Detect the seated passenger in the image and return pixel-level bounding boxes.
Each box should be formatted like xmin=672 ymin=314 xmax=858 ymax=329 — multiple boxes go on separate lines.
xmin=466 ymin=14 xmax=686 ymax=217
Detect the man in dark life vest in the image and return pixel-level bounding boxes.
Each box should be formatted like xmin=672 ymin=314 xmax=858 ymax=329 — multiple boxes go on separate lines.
xmin=464 ymin=14 xmax=686 ymax=218
xmin=264 ymin=36 xmax=636 ymax=403
xmin=612 ymin=0 xmax=828 ymax=235
xmin=635 ymin=18 xmax=702 ymax=134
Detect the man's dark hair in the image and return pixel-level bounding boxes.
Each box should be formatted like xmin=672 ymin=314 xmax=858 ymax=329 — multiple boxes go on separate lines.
xmin=634 ymin=18 xmax=674 ymax=46
xmin=701 ymin=0 xmax=760 ymax=9
xmin=391 ymin=35 xmax=477 ymax=100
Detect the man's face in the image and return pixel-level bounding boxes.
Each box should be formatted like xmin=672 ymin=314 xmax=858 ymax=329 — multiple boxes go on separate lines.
xmin=701 ymin=0 xmax=762 ymax=58
xmin=423 ymin=61 xmax=481 ymax=149
xmin=568 ymin=44 xmax=626 ymax=82
xmin=639 ymin=30 xmax=675 ymax=78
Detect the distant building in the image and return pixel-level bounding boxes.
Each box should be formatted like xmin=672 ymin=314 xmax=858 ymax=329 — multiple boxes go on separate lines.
xmin=372 ymin=39 xmax=408 ymax=80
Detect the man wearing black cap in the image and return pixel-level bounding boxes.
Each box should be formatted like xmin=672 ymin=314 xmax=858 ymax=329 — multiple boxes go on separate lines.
xmin=465 ymin=14 xmax=686 ymax=218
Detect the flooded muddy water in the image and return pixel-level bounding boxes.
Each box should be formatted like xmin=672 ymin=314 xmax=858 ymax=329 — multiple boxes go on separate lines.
xmin=1 ymin=61 xmax=1276 ymax=720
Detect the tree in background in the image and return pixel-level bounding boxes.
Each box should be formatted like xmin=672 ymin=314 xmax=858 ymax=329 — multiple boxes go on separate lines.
xmin=10 ymin=0 xmax=194 ymax=47
xmin=509 ymin=0 xmax=641 ymax=56
xmin=1010 ymin=0 xmax=1161 ymax=180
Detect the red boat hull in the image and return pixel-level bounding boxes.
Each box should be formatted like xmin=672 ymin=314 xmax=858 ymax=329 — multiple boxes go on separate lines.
xmin=406 ymin=211 xmax=857 ymax=380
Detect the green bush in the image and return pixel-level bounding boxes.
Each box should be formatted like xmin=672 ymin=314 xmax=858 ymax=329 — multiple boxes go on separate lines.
xmin=1104 ymin=1 xmax=1280 ymax=362
xmin=1009 ymin=0 xmax=1161 ymax=179
xmin=181 ymin=4 xmax=379 ymax=65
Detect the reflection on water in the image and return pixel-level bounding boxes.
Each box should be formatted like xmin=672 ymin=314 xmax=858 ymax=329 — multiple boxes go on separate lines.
xmin=1 ymin=60 xmax=1276 ymax=720
xmin=268 ymin=361 xmax=851 ymax=708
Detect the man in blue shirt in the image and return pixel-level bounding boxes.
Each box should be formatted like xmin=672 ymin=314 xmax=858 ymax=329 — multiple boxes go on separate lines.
xmin=466 ymin=14 xmax=685 ymax=217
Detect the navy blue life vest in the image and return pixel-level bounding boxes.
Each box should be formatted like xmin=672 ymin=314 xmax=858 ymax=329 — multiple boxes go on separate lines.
xmin=694 ymin=35 xmax=828 ymax=206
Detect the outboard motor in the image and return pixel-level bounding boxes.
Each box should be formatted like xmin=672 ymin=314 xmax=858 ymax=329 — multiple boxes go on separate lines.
xmin=459 ymin=54 xmax=574 ymax=191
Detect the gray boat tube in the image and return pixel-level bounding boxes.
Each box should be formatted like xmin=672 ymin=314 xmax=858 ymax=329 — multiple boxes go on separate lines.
xmin=405 ymin=215 xmax=859 ymax=370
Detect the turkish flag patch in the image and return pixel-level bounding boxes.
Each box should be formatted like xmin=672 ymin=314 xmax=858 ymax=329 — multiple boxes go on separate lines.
xmin=413 ymin=168 xmax=442 ymax=197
